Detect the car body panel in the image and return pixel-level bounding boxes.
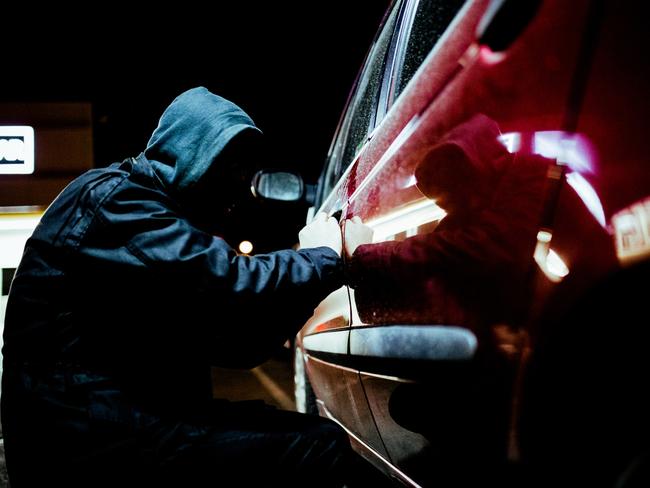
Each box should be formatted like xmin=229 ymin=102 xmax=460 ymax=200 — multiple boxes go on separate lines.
xmin=343 ymin=2 xmax=594 ymax=480
xmin=296 ymin=0 xmax=649 ymax=485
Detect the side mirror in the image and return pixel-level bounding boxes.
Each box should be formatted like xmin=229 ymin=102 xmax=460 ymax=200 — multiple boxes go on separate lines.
xmin=251 ymin=170 xmax=315 ymax=204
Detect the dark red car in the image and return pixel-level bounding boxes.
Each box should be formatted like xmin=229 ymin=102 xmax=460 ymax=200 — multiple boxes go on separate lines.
xmin=279 ymin=0 xmax=649 ymax=486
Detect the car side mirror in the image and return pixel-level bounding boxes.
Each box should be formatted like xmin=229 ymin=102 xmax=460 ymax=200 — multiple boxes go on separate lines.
xmin=251 ymin=170 xmax=316 ymax=204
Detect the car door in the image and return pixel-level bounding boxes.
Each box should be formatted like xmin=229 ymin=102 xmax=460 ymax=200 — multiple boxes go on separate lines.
xmin=298 ymin=0 xmax=406 ymax=463
xmin=341 ymin=0 xmax=599 ymax=485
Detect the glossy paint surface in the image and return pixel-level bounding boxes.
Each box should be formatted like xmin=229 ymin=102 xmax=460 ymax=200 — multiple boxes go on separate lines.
xmin=297 ymin=1 xmax=650 ymax=485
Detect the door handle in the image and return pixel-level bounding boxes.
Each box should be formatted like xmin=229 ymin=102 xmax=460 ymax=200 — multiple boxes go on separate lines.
xmin=348 ymin=325 xmax=477 ymax=378
xmin=350 ymin=325 xmax=477 ymax=361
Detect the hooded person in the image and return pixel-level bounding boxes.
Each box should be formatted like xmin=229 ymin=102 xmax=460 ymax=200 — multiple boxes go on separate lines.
xmin=0 ymin=87 xmax=353 ymax=487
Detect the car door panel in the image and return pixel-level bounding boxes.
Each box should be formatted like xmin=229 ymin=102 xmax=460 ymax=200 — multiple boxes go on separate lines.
xmin=340 ymin=0 xmax=596 ymax=484
xmin=347 ymin=0 xmax=491 ymax=194
xmin=298 ymin=132 xmax=392 ymax=460
xmin=518 ymin=2 xmax=650 ymax=482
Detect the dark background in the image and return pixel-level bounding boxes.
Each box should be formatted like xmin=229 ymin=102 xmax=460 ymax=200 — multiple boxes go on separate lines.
xmin=3 ymin=4 xmax=390 ymax=251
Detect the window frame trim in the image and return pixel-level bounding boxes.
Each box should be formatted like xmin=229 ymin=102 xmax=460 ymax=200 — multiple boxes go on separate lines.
xmin=376 ymin=0 xmax=421 ymax=125
xmin=319 ymin=1 xmax=407 ymax=201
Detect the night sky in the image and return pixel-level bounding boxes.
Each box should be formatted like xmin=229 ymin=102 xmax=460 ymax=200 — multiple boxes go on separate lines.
xmin=4 ymin=3 xmax=390 ymax=251
xmin=6 ymin=5 xmax=389 ymax=176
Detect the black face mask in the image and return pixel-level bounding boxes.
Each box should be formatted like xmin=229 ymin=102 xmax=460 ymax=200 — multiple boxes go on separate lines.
xmin=182 ymin=129 xmax=264 ymax=237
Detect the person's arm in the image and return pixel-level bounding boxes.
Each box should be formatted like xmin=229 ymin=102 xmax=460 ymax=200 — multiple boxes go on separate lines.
xmin=79 ymin=190 xmax=343 ymax=362
xmin=91 ymin=197 xmax=343 ymax=301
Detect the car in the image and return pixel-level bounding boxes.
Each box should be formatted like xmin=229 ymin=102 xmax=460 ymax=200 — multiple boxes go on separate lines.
xmin=256 ymin=0 xmax=650 ymax=486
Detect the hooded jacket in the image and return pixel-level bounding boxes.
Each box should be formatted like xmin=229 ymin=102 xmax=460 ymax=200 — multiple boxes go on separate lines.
xmin=0 ymin=87 xmax=342 ymax=483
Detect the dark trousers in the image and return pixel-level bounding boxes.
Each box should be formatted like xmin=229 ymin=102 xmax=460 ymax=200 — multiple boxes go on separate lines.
xmin=149 ymin=401 xmax=354 ymax=487
xmin=4 ymin=398 xmax=354 ymax=488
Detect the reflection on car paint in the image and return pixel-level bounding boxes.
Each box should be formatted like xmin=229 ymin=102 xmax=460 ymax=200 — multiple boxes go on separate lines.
xmin=533 ymin=230 xmax=569 ymax=283
xmin=499 ymin=130 xmax=606 ymax=228
xmin=296 ymin=0 xmax=650 ymax=485
xmin=348 ymin=114 xmax=421 ymax=205
xmin=565 ymin=172 xmax=606 ymax=228
xmin=612 ymin=196 xmax=650 ymax=265
xmin=349 ymin=325 xmax=477 ymax=361
xmin=531 ymin=131 xmax=596 ymax=174
xmin=303 ymin=328 xmax=349 ymax=355
xmin=302 ymin=286 xmax=350 ymax=335
xmin=353 ymin=114 xmax=552 ymax=331
xmin=363 ymin=198 xmax=446 ymax=243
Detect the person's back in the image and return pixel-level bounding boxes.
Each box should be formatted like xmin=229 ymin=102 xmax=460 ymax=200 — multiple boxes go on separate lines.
xmin=1 ymin=87 xmax=351 ymax=487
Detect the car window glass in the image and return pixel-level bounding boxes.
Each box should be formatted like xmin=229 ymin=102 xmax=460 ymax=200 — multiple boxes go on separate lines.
xmin=320 ymin=111 xmax=353 ymax=204
xmin=393 ymin=0 xmax=465 ymax=101
xmin=338 ymin=1 xmax=402 ymax=176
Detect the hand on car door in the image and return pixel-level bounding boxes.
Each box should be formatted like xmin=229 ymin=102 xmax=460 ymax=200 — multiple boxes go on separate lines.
xmin=344 ymin=216 xmax=374 ymax=258
xmin=298 ymin=211 xmax=342 ymax=256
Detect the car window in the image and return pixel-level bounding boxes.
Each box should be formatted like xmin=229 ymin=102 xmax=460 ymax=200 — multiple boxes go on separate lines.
xmin=337 ymin=1 xmax=403 ymax=176
xmin=319 ymin=111 xmax=352 ymax=206
xmin=392 ymin=0 xmax=465 ymax=103
xmin=320 ymin=0 xmax=464 ymax=206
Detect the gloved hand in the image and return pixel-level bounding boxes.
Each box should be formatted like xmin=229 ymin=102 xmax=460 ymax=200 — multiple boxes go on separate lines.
xmin=344 ymin=216 xmax=374 ymax=258
xmin=299 ymin=211 xmax=342 ymax=256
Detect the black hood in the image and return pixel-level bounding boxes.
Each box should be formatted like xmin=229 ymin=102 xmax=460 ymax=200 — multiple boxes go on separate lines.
xmin=144 ymin=87 xmax=261 ymax=197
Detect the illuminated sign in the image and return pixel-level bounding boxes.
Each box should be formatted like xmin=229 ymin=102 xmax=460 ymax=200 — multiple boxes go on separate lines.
xmin=0 ymin=126 xmax=35 ymax=174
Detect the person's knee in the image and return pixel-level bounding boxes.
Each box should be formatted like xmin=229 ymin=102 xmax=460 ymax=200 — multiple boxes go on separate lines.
xmin=308 ymin=417 xmax=351 ymax=452
xmin=298 ymin=417 xmax=353 ymax=481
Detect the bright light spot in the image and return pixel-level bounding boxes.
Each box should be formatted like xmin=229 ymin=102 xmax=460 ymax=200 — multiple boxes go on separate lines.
xmin=238 ymin=240 xmax=253 ymax=254
xmin=364 ymin=198 xmax=446 ymax=242
xmin=0 ymin=126 xmax=35 ymax=174
xmin=478 ymin=45 xmax=506 ymax=65
xmin=0 ymin=212 xmax=42 ymax=268
xmin=402 ymin=174 xmax=417 ymax=189
xmin=498 ymin=132 xmax=521 ymax=154
xmin=566 ymin=172 xmax=606 ymax=228
xmin=533 ymin=131 xmax=595 ymax=174
xmin=0 ymin=215 xmax=41 ymax=232
xmin=0 ymin=138 xmax=25 ymax=161
xmin=546 ymin=249 xmax=569 ymax=279
xmin=534 ymin=231 xmax=569 ymax=283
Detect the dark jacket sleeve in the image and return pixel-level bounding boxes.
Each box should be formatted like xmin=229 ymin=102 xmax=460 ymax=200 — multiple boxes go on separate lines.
xmin=77 ymin=180 xmax=343 ymax=366
xmin=82 ymin=181 xmax=342 ymax=298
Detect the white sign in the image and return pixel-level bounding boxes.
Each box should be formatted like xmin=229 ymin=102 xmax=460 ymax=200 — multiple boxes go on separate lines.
xmin=0 ymin=126 xmax=35 ymax=174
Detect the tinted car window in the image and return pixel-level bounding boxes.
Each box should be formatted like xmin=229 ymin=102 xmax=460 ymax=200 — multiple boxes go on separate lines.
xmin=339 ymin=1 xmax=402 ymax=174
xmin=319 ymin=108 xmax=354 ymax=205
xmin=318 ymin=1 xmax=402 ymax=204
xmin=319 ymin=0 xmax=464 ymax=207
xmin=393 ymin=0 xmax=465 ymax=101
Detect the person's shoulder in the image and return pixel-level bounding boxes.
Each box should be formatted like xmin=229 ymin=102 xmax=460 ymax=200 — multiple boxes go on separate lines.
xmin=42 ymin=164 xmax=125 ymax=216
xmin=29 ymin=165 xmax=132 ymax=247
xmin=100 ymin=162 xmax=180 ymax=220
xmin=63 ymin=162 xmax=130 ymax=200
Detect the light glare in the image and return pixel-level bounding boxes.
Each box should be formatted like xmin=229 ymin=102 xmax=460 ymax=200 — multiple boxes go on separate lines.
xmin=238 ymin=240 xmax=253 ymax=254
xmin=0 ymin=126 xmax=35 ymax=174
